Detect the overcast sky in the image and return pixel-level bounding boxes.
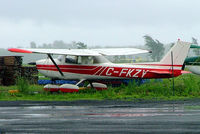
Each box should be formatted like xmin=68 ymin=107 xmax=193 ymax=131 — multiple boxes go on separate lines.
xmin=1 ymin=0 xmax=200 ymax=48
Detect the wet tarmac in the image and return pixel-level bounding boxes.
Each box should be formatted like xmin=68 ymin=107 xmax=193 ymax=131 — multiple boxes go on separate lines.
xmin=0 ymin=100 xmax=200 ymax=134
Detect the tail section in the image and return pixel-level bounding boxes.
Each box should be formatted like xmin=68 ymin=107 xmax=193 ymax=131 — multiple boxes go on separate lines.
xmin=159 ymin=40 xmax=191 ymax=67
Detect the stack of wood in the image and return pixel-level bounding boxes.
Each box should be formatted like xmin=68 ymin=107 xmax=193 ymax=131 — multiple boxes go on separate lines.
xmin=4 ymin=56 xmax=22 ymax=66
xmin=0 ymin=56 xmax=38 ymax=86
xmin=20 ymin=66 xmax=38 ymax=84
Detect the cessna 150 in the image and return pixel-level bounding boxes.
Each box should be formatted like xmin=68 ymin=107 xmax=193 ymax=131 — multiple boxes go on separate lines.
xmin=8 ymin=40 xmax=191 ymax=92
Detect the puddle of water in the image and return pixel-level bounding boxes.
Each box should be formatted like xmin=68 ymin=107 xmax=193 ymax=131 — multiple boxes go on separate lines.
xmin=25 ymin=106 xmax=53 ymax=110
xmin=0 ymin=107 xmax=18 ymax=110
xmin=95 ymin=107 xmax=185 ymax=114
xmin=24 ymin=106 xmax=92 ymax=110
xmin=23 ymin=114 xmax=51 ymax=118
xmin=0 ymin=119 xmax=21 ymax=122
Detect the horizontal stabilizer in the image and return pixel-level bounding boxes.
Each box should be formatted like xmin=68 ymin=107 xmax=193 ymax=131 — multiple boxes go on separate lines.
xmin=150 ymin=70 xmax=191 ymax=75
xmin=181 ymin=70 xmax=191 ymax=74
xmin=150 ymin=70 xmax=172 ymax=75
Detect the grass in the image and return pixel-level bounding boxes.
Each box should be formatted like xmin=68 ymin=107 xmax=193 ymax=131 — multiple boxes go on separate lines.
xmin=16 ymin=77 xmax=30 ymax=94
xmin=0 ymin=74 xmax=200 ymax=101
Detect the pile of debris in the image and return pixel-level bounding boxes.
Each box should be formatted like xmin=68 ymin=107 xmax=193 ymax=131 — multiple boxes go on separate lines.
xmin=0 ymin=56 xmax=38 ymax=86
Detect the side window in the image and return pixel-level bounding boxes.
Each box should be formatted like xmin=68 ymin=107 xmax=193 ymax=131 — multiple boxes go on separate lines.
xmin=88 ymin=56 xmax=94 ymax=64
xmin=78 ymin=56 xmax=94 ymax=64
xmin=57 ymin=55 xmax=63 ymax=62
xmin=65 ymin=56 xmax=78 ymax=64
xmin=77 ymin=56 xmax=82 ymax=64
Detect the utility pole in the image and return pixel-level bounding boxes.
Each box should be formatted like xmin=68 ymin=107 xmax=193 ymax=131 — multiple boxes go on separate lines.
xmin=171 ymin=51 xmax=175 ymax=96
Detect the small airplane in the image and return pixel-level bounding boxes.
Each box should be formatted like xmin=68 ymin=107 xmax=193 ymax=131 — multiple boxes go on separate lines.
xmin=184 ymin=45 xmax=200 ymax=75
xmin=184 ymin=56 xmax=200 ymax=75
xmin=8 ymin=40 xmax=191 ymax=92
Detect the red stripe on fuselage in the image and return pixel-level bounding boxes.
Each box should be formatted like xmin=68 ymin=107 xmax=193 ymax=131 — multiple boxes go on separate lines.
xmin=36 ymin=64 xmax=182 ymax=79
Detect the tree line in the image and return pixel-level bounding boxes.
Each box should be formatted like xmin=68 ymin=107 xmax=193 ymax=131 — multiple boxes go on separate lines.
xmin=30 ymin=40 xmax=87 ymax=49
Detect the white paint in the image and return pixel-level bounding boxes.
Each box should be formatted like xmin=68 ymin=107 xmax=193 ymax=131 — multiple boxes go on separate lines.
xmin=133 ymin=69 xmax=141 ymax=77
xmin=126 ymin=69 xmax=135 ymax=77
xmin=106 ymin=67 xmax=114 ymax=76
xmin=142 ymin=70 xmax=149 ymax=78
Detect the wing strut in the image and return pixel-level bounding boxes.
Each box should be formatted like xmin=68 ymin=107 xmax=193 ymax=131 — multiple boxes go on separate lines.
xmin=47 ymin=54 xmax=64 ymax=76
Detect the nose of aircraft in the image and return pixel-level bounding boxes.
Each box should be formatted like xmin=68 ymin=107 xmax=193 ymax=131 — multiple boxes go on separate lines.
xmin=29 ymin=58 xmax=48 ymax=66
xmin=28 ymin=62 xmax=36 ymax=65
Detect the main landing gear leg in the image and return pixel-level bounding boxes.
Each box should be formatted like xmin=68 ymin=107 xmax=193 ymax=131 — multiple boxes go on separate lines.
xmin=76 ymin=79 xmax=86 ymax=87
xmin=76 ymin=79 xmax=95 ymax=89
xmin=51 ymin=79 xmax=56 ymax=84
xmin=88 ymin=80 xmax=94 ymax=89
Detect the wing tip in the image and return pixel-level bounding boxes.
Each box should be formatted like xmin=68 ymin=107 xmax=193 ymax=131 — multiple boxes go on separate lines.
xmin=8 ymin=48 xmax=32 ymax=53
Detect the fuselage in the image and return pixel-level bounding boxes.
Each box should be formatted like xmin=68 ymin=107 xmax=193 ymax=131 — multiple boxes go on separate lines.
xmin=36 ymin=56 xmax=183 ymax=80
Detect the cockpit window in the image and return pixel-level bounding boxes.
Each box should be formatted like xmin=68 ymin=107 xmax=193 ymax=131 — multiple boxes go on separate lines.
xmin=88 ymin=57 xmax=93 ymax=64
xmin=76 ymin=56 xmax=94 ymax=64
xmin=81 ymin=56 xmax=94 ymax=64
xmin=57 ymin=55 xmax=63 ymax=62
xmin=64 ymin=56 xmax=107 ymax=64
xmin=65 ymin=56 xmax=78 ymax=64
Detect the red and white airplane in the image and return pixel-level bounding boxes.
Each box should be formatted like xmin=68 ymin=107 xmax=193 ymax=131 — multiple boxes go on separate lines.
xmin=8 ymin=40 xmax=191 ymax=92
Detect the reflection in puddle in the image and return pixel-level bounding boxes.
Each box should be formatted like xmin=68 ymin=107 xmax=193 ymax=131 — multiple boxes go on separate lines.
xmin=83 ymin=112 xmax=189 ymax=117
xmin=23 ymin=114 xmax=51 ymax=118
xmin=0 ymin=119 xmax=21 ymax=122
xmin=1 ymin=103 xmax=200 ymax=119
xmin=25 ymin=106 xmax=91 ymax=110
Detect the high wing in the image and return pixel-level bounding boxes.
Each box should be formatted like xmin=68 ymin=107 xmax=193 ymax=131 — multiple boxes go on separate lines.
xmin=91 ymin=48 xmax=150 ymax=56
xmin=8 ymin=48 xmax=150 ymax=56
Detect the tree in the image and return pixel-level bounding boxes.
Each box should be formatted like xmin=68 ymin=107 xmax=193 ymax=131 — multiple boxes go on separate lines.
xmin=41 ymin=43 xmax=49 ymax=48
xmin=53 ymin=40 xmax=67 ymax=49
xmin=31 ymin=40 xmax=87 ymax=49
xmin=76 ymin=42 xmax=87 ymax=49
xmin=30 ymin=41 xmax=36 ymax=48
xmin=192 ymin=37 xmax=200 ymax=55
xmin=170 ymin=42 xmax=175 ymax=48
xmin=143 ymin=35 xmax=165 ymax=61
xmin=192 ymin=37 xmax=198 ymax=44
